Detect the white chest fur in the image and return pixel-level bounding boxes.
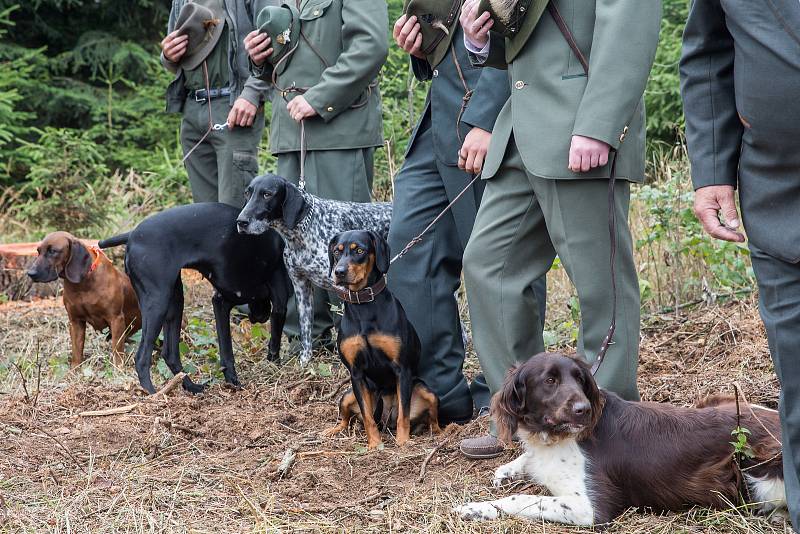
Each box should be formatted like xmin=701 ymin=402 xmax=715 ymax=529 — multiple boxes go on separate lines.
xmin=522 ymin=433 xmax=590 ymax=498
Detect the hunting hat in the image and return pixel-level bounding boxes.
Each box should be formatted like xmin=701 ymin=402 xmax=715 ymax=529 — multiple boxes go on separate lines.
xmin=403 ymin=0 xmax=462 ymax=68
xmin=255 ymin=3 xmax=301 ymax=75
xmin=173 ymin=0 xmax=226 ymax=71
xmin=477 ymin=0 xmax=548 ymax=62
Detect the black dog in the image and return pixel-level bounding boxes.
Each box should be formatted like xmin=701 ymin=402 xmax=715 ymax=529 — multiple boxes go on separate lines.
xmin=321 ymin=230 xmax=439 ymax=449
xmin=99 ymin=203 xmax=291 ymax=394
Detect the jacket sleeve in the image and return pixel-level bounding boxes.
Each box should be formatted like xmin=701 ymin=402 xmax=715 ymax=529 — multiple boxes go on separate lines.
xmin=303 ymin=0 xmax=389 ymax=122
xmin=161 ymin=2 xmax=180 ymax=74
xmin=461 ymin=65 xmax=509 ymax=132
xmin=679 ymin=0 xmax=741 ymax=190
xmin=468 ymin=32 xmax=508 ymax=70
xmin=571 ymin=0 xmax=661 ymax=150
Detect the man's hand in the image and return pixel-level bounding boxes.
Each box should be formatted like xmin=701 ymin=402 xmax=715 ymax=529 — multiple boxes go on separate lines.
xmin=459 ymin=127 xmax=492 ymax=175
xmin=244 ymin=30 xmax=273 ymax=67
xmin=693 ymin=185 xmax=745 ymax=242
xmin=287 ymin=95 xmax=317 ymax=122
xmin=393 ymin=15 xmax=425 ymax=58
xmin=227 ymin=98 xmax=258 ymax=129
xmin=568 ymin=135 xmax=610 ymax=173
xmin=161 ymin=31 xmax=189 ymax=63
xmin=460 ymin=0 xmax=493 ymax=49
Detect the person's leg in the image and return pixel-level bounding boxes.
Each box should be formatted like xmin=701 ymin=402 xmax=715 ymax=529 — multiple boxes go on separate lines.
xmin=463 ymin=137 xmax=552 ymax=401
xmin=532 ymin=177 xmax=640 ymax=401
xmin=750 ymin=245 xmax=800 ymax=528
xmin=388 ymin=121 xmax=474 ymax=424
xmin=181 ymin=99 xmax=220 ymax=203
xmin=218 ymin=107 xmax=265 ymax=208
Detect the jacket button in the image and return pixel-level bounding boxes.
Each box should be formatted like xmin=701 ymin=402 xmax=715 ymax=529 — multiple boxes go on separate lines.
xmin=327 ymin=106 xmax=334 ymax=112
xmin=514 ymin=80 xmax=525 ymax=90
xmin=313 ymin=9 xmax=320 ymax=15
xmin=433 ymin=69 xmax=439 ymax=77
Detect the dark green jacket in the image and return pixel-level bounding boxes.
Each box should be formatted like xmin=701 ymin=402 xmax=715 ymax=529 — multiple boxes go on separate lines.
xmin=681 ymin=0 xmax=800 ymax=263
xmin=409 ymin=26 xmax=510 ymax=166
xmin=472 ymin=0 xmax=661 ymax=182
xmin=253 ymin=0 xmax=388 ymax=154
xmin=162 ymin=0 xmax=273 ymax=113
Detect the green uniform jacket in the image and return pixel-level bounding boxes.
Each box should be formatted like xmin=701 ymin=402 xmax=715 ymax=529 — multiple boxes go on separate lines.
xmin=254 ymin=0 xmax=388 ymax=154
xmin=474 ymin=0 xmax=661 ymax=182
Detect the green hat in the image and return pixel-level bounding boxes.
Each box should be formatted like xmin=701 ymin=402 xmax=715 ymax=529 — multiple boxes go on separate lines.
xmin=174 ymin=0 xmax=226 ymax=71
xmin=477 ymin=0 xmax=548 ymax=62
xmin=255 ymin=3 xmax=301 ymax=75
xmin=403 ymin=0 xmax=462 ymax=68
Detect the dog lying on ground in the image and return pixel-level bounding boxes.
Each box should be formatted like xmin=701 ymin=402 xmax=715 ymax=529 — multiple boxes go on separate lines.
xmin=236 ymin=174 xmax=392 ymax=367
xmin=27 ymin=231 xmax=141 ymax=367
xmin=99 ymin=203 xmax=291 ymax=394
xmin=321 ymin=230 xmax=440 ymax=449
xmin=455 ymin=352 xmax=787 ymax=526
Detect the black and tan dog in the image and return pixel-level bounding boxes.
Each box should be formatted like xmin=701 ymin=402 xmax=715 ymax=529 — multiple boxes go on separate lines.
xmin=322 ymin=230 xmax=440 ymax=449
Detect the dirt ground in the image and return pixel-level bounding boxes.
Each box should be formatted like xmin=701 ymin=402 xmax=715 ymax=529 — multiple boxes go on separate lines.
xmin=0 ymin=275 xmax=791 ymax=533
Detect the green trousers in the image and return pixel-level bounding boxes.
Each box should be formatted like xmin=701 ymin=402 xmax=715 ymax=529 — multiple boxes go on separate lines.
xmin=181 ymin=97 xmax=265 ymax=208
xmin=750 ymin=245 xmax=800 ymax=528
xmin=278 ymin=147 xmax=375 ymax=340
xmin=463 ymin=136 xmax=641 ymax=402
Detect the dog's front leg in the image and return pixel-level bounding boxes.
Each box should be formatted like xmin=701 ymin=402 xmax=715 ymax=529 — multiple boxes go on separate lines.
xmin=291 ymin=276 xmax=315 ymax=366
xmin=212 ymin=292 xmax=240 ymax=387
xmin=455 ymin=495 xmax=594 ymax=526
xmin=68 ymin=319 xmax=87 ymax=367
xmin=493 ymin=451 xmax=533 ymax=487
xmin=109 ymin=314 xmax=128 ymax=367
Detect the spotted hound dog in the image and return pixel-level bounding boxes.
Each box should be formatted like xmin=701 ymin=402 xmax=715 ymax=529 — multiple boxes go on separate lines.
xmin=455 ymin=352 xmax=787 ymax=526
xmin=236 ymin=174 xmax=391 ymax=366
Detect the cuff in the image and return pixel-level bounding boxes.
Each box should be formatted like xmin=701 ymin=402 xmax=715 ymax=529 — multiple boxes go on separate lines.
xmin=239 ymin=86 xmax=262 ymax=107
xmin=161 ymin=52 xmax=179 ymax=74
xmin=463 ymin=35 xmax=490 ymax=58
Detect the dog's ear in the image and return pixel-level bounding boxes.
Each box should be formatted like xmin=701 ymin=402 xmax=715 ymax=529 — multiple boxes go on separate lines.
xmin=368 ymin=231 xmax=390 ymax=274
xmin=281 ymin=181 xmax=307 ymax=229
xmin=328 ymin=234 xmax=340 ymax=272
xmin=577 ymin=354 xmax=604 ymax=430
xmin=63 ymin=238 xmax=92 ymax=284
xmin=491 ymin=364 xmax=528 ymax=444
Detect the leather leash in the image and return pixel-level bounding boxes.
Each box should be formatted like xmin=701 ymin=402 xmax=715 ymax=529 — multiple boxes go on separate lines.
xmin=182 ymin=60 xmax=229 ymax=164
xmin=547 ymin=0 xmax=619 ymax=375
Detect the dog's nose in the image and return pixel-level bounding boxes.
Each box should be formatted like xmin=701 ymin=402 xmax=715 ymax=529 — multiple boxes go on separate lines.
xmin=334 ymin=266 xmax=347 ymax=278
xmin=572 ymin=401 xmax=590 ymax=417
xmin=26 ymin=269 xmax=37 ymax=279
xmin=236 ymin=219 xmax=249 ymax=232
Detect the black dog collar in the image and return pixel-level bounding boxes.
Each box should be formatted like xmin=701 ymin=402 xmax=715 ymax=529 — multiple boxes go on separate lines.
xmin=333 ymin=275 xmax=387 ymax=304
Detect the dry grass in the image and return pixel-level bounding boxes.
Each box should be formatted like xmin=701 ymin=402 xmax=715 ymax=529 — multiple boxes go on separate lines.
xmin=0 ymin=269 xmax=791 ymax=534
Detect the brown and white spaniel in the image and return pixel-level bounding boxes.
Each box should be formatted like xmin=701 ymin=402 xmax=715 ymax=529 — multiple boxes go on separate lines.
xmin=454 ymin=352 xmax=787 ymax=526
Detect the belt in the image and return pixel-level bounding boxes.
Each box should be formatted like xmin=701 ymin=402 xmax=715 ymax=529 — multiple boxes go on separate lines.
xmin=189 ymin=87 xmax=231 ymax=102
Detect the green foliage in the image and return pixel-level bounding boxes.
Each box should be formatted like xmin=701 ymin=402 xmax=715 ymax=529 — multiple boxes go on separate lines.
xmin=731 ymin=426 xmax=755 ymax=460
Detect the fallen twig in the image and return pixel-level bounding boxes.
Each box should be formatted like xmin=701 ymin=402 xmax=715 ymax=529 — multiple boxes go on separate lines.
xmin=79 ymin=404 xmax=140 ymax=417
xmin=276 ymin=447 xmax=296 ymax=479
xmin=157 ymin=418 xmax=203 ymax=436
xmin=418 ymin=443 xmax=443 ymax=483
xmin=322 ymin=377 xmax=350 ymax=401
xmin=151 ymin=372 xmax=186 ymax=400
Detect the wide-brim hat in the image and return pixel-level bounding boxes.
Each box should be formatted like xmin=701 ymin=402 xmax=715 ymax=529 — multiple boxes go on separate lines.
xmin=255 ymin=3 xmax=301 ymax=75
xmin=477 ymin=0 xmax=548 ymax=62
xmin=174 ymin=0 xmax=226 ymax=71
xmin=403 ymin=0 xmax=462 ymax=68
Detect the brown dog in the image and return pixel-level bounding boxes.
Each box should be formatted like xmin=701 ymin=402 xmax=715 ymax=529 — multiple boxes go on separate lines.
xmin=27 ymin=231 xmax=141 ymax=367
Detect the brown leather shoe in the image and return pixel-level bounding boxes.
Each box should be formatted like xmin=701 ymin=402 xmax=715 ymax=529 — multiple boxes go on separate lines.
xmin=459 ymin=434 xmax=505 ymax=459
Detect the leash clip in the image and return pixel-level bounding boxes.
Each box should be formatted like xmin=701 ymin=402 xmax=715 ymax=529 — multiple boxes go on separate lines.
xmin=212 ymin=123 xmax=228 ymax=131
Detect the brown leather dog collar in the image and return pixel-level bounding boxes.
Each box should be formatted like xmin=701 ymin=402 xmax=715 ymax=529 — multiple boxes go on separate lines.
xmin=333 ymin=275 xmax=387 ymax=304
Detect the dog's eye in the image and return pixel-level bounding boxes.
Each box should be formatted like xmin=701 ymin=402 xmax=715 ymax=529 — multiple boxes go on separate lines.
xmin=357 ymin=248 xmax=364 ymax=255
xmin=333 ymin=250 xmax=340 ymax=257
xmin=245 ymin=189 xmax=252 ymax=198
xmin=545 ymin=377 xmax=557 ymax=385
xmin=263 ymin=191 xmax=272 ymax=199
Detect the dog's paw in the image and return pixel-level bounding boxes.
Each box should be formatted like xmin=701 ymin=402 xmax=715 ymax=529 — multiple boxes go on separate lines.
xmin=299 ymin=352 xmax=312 ymax=367
xmin=492 ymin=465 xmax=517 ymax=488
xmin=454 ymin=502 xmax=499 ymax=521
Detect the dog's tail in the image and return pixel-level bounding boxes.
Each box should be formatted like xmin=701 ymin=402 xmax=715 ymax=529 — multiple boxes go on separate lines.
xmin=98 ymin=232 xmax=130 ymax=249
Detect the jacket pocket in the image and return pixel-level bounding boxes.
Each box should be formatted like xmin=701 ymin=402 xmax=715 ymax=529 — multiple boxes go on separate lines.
xmin=300 ymin=0 xmax=334 ymax=21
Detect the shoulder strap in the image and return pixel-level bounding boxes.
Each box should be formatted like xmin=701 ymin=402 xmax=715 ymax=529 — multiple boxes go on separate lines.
xmin=546 ymin=1 xmax=589 ymax=74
